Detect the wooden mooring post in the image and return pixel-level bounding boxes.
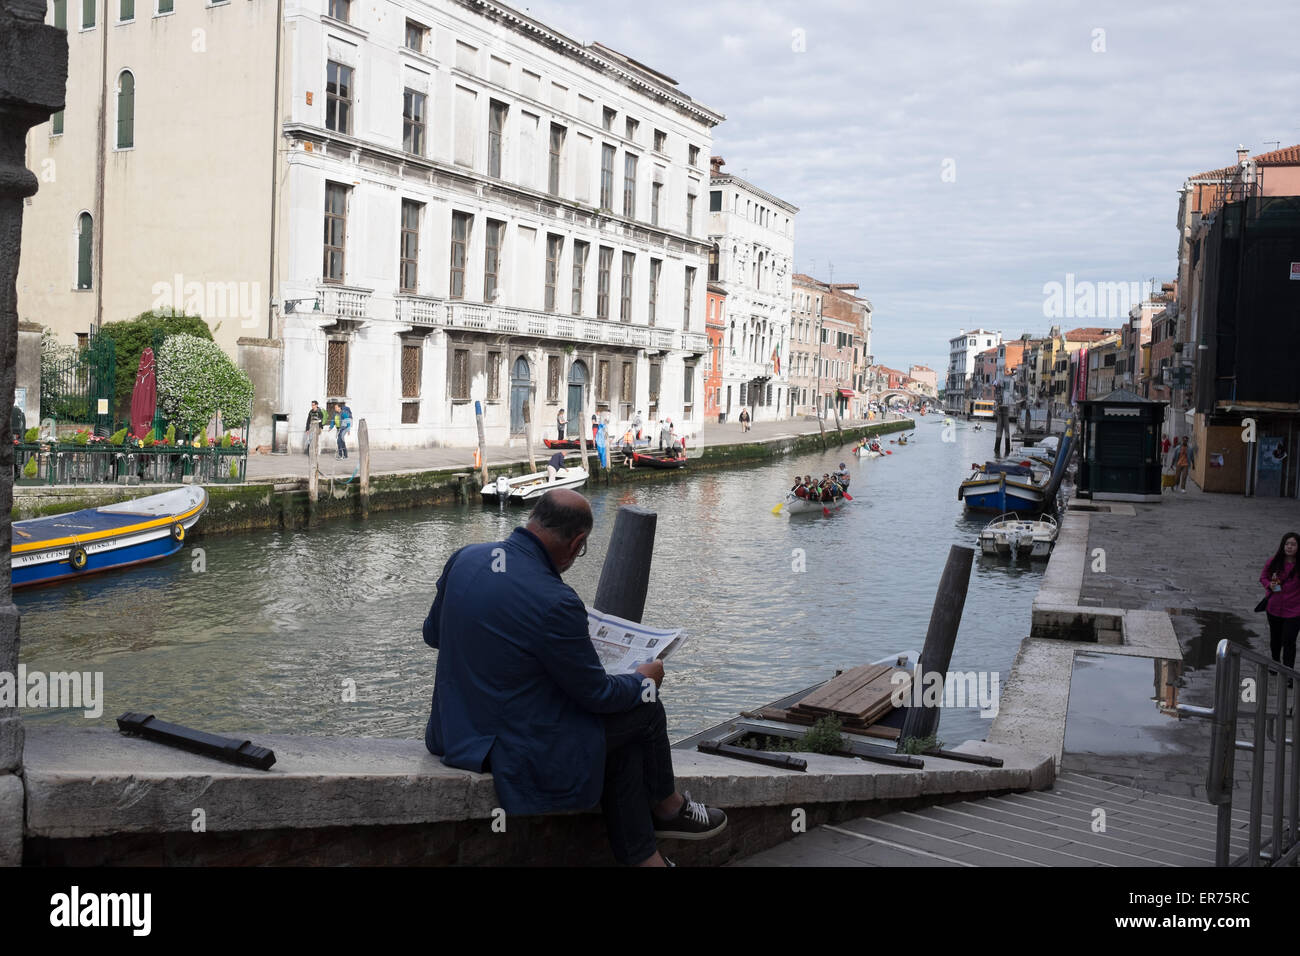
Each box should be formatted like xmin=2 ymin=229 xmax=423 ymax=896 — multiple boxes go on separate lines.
xmin=308 ymin=422 xmax=320 ymax=505
xmin=832 ymin=404 xmax=845 ymax=445
xmin=594 ymin=505 xmax=657 ymax=623
xmin=358 ymin=419 xmax=370 ymax=519
xmin=994 ymin=405 xmax=1011 ymax=459
xmin=578 ymin=399 xmax=592 ymax=477
xmin=816 ymin=409 xmax=827 ymax=450
xmin=474 ymin=400 xmax=489 ymax=487
xmin=897 ymin=544 xmax=975 ymax=749
xmin=523 ymin=402 xmax=537 ymax=473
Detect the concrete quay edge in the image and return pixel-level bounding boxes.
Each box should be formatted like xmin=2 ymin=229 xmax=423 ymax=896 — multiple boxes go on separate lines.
xmin=22 ymin=727 xmax=1053 ymax=840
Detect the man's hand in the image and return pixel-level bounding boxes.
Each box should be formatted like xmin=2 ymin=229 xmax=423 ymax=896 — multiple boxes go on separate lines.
xmin=636 ymin=659 xmax=664 ymax=687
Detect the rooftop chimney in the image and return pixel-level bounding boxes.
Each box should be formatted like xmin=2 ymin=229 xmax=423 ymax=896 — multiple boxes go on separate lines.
xmin=1237 ymin=144 xmax=1250 ymax=164
xmin=710 ymin=155 xmax=725 ymax=174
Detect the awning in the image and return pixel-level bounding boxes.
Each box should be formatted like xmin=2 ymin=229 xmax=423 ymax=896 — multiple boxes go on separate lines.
xmin=837 ymin=388 xmax=856 ymax=398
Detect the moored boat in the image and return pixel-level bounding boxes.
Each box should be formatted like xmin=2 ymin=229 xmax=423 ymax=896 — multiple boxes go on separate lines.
xmin=11 ymin=486 xmax=209 ymax=588
xmin=542 ymin=438 xmax=583 ymax=450
xmin=630 ymin=451 xmax=687 ymax=469
xmin=480 ymin=467 xmax=589 ymax=502
xmin=979 ymin=512 xmax=1058 ymax=559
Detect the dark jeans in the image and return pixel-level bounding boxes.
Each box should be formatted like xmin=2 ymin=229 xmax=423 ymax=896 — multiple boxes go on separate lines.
xmin=1267 ymin=612 xmax=1300 ymax=670
xmin=337 ymin=426 xmax=350 ymax=458
xmin=602 ymin=698 xmax=675 ymax=865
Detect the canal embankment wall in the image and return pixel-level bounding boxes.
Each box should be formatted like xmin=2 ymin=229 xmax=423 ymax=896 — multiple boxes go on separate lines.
xmin=11 ymin=420 xmax=912 ymax=536
xmin=21 ymin=726 xmax=1051 ymax=866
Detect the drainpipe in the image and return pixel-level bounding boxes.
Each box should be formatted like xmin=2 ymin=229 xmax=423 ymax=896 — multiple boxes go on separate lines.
xmin=93 ymin=0 xmax=108 ymax=332
xmin=267 ymin=0 xmax=284 ymax=344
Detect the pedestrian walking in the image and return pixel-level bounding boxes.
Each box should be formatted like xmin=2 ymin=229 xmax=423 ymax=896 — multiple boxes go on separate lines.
xmin=1259 ymin=532 xmax=1300 ymax=670
xmin=303 ymin=400 xmax=323 ymax=455
xmin=1168 ymin=436 xmax=1195 ymax=492
xmin=739 ymin=408 xmax=750 ymax=432
xmin=556 ymin=406 xmax=568 ymax=441
xmin=337 ymin=402 xmax=353 ymax=459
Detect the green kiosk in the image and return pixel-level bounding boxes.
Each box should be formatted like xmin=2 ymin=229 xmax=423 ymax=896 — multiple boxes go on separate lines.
xmin=1077 ymin=389 xmax=1167 ymax=502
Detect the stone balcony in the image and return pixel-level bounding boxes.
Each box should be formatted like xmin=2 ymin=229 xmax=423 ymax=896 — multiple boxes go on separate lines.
xmin=388 ymin=293 xmax=708 ymax=354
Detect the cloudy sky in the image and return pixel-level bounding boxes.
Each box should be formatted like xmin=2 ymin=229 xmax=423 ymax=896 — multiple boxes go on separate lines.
xmin=522 ymin=0 xmax=1299 ymax=376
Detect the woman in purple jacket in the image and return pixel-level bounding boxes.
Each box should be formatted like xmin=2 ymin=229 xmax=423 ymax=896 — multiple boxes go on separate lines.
xmin=1259 ymin=531 xmax=1300 ymax=669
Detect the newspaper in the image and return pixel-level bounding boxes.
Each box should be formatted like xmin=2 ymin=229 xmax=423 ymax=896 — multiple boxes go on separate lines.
xmin=587 ymin=608 xmax=687 ymax=675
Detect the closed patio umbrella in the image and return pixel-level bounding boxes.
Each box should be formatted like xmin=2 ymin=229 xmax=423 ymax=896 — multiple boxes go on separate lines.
xmin=130 ymin=347 xmax=156 ymax=439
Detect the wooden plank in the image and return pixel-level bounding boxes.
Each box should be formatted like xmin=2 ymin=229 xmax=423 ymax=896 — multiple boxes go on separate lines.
xmin=794 ymin=664 xmax=887 ymax=712
xmin=829 ymin=667 xmax=903 ymax=717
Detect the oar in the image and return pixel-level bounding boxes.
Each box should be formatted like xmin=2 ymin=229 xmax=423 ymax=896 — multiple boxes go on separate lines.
xmin=822 ymin=506 xmax=831 ymax=517
xmin=771 ymin=500 xmax=784 ymax=515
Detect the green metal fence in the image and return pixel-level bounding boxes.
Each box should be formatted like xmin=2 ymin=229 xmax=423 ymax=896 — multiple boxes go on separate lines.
xmin=40 ymin=332 xmax=116 ymax=436
xmin=13 ymin=421 xmax=249 ymax=487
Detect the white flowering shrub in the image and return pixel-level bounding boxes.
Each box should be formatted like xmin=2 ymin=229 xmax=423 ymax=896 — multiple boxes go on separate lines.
xmin=157 ymin=334 xmax=254 ymax=434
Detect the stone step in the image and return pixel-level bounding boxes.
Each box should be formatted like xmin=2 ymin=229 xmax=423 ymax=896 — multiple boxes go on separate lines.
xmin=1003 ymin=789 xmax=1238 ymax=850
xmin=961 ymin=796 xmax=1218 ymax=865
xmin=1055 ymin=772 xmax=1253 ymax=825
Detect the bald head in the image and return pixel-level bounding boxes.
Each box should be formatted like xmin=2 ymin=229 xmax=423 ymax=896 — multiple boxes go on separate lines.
xmin=527 ymin=489 xmax=593 ymax=574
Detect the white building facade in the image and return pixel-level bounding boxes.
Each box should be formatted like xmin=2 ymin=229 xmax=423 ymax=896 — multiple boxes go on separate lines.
xmin=22 ymin=0 xmax=721 ymax=449
xmin=945 ymin=328 xmax=1002 ymax=412
xmin=706 ymin=158 xmax=796 ymax=423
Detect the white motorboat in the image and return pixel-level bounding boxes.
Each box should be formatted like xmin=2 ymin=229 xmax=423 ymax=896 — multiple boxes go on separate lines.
xmin=481 ymin=467 xmax=589 ymax=503
xmin=979 ymin=512 xmax=1058 ymax=559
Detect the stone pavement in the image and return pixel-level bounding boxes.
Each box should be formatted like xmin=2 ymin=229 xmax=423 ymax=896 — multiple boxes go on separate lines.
xmin=244 ymin=413 xmax=912 ymax=481
xmin=1063 ymin=482 xmax=1294 ymax=802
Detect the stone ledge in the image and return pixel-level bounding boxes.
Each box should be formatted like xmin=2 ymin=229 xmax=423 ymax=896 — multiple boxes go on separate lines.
xmin=23 ymin=727 xmax=1054 ymax=840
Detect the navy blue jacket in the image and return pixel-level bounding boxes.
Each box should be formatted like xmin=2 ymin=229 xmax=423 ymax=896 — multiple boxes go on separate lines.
xmin=423 ymin=527 xmax=644 ymax=815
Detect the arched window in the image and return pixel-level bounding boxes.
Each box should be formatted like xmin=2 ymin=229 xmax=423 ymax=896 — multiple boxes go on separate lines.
xmin=116 ymin=70 xmax=134 ymax=149
xmin=77 ymin=212 xmax=93 ymax=289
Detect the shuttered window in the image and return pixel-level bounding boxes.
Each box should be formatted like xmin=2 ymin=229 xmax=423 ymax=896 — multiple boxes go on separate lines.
xmin=326 ymin=340 xmax=349 ymax=397
xmin=547 ymin=355 xmax=560 ymax=402
xmin=487 ymin=351 xmax=501 ymax=401
xmin=116 ymin=71 xmax=134 ymax=148
xmin=451 ymin=349 xmax=470 ymax=400
xmin=597 ymin=247 xmax=612 ymax=319
xmin=76 ymin=213 xmax=93 ymax=289
xmin=597 ymin=360 xmax=610 ymax=402
xmin=401 ymin=343 xmax=422 ymax=398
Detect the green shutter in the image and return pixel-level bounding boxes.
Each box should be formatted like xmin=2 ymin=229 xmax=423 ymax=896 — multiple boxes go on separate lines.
xmin=116 ymin=72 xmax=134 ymax=148
xmin=120 ymin=0 xmax=132 ymax=19
xmin=54 ymin=0 xmax=67 ymax=30
xmin=77 ymin=214 xmax=93 ymax=290
xmin=52 ymin=109 xmax=64 ymax=135
xmin=83 ymin=0 xmax=95 ymax=28
xmin=159 ymin=0 xmax=173 ymax=11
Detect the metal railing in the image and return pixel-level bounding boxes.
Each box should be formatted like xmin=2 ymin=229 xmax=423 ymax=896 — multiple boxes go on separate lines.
xmin=1179 ymin=639 xmax=1300 ymax=866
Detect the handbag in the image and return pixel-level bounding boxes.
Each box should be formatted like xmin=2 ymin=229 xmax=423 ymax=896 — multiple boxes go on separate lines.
xmin=1255 ymin=594 xmax=1270 ymax=613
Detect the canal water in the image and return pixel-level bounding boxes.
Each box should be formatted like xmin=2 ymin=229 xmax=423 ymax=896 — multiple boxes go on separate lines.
xmin=16 ymin=420 xmax=1045 ymax=746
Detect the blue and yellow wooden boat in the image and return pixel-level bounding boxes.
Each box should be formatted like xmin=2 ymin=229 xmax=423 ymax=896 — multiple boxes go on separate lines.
xmin=11 ymin=486 xmax=208 ymax=588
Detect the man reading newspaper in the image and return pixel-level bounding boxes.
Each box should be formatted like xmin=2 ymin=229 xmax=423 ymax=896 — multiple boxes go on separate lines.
xmin=422 ymin=489 xmax=726 ymax=866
